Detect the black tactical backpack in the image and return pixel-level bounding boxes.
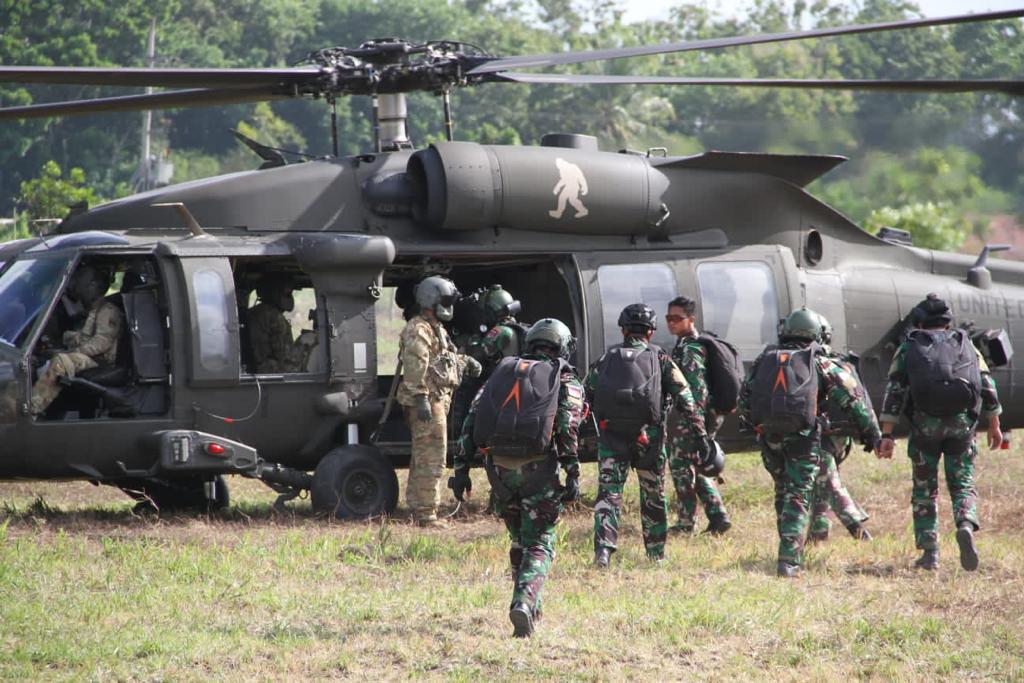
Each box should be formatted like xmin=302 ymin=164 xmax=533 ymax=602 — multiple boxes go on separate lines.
xmin=905 ymin=329 xmax=982 ymax=417
xmin=593 ymin=343 xmax=663 ymax=436
xmin=473 ymin=356 xmax=568 ymax=458
xmin=749 ymin=344 xmax=820 ymax=434
xmin=695 ymin=332 xmax=743 ymax=413
xmin=823 ymin=352 xmax=874 ymax=437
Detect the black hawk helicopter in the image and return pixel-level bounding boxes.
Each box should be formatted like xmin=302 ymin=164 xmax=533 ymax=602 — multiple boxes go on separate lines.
xmin=0 ymin=9 xmax=1022 ymax=516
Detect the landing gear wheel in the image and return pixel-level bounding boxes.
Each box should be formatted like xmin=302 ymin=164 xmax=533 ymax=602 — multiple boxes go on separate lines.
xmin=310 ymin=445 xmax=399 ymax=519
xmin=118 ymin=475 xmax=230 ymax=513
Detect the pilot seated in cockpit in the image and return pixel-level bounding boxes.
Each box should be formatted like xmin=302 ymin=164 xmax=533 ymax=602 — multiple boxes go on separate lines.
xmin=30 ymin=265 xmax=124 ymax=416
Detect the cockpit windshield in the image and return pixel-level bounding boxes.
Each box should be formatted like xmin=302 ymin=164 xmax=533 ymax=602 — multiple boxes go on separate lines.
xmin=0 ymin=256 xmax=70 ymax=349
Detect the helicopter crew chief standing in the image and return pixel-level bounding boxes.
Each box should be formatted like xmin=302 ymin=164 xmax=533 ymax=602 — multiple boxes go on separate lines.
xmin=587 ymin=304 xmax=709 ymax=566
xmin=876 ymin=294 xmax=1003 ymax=572
xmin=30 ymin=265 xmax=123 ymax=416
xmin=664 ymin=296 xmax=732 ymax=535
xmin=452 ymin=318 xmax=584 ymax=638
xmin=398 ymin=275 xmax=481 ymax=527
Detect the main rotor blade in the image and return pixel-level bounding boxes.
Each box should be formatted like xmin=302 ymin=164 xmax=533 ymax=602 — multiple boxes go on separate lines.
xmin=499 ymin=73 xmax=1024 ymax=95
xmin=470 ymin=8 xmax=1024 ymax=75
xmin=0 ymin=87 xmax=288 ymax=120
xmin=0 ymin=66 xmax=321 ymax=89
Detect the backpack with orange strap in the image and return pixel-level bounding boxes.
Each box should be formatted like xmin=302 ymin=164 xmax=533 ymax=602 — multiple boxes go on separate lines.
xmin=472 ymin=356 xmax=568 ymax=458
xmin=749 ymin=343 xmax=820 ymax=434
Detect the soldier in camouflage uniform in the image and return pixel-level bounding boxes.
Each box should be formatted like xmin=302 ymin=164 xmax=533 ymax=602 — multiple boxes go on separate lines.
xmin=248 ymin=274 xmax=310 ymax=374
xmin=398 ymin=275 xmax=481 ymax=527
xmin=739 ymin=308 xmax=881 ymax=578
xmin=664 ymin=296 xmax=731 ymax=535
xmin=449 ymin=285 xmax=526 ymax=444
xmin=30 ymin=265 xmax=124 ymax=416
xmin=877 ymin=295 xmax=1003 ymax=571
xmin=809 ymin=314 xmax=872 ymax=542
xmin=452 ymin=318 xmax=583 ymax=638
xmin=586 ymin=303 xmax=709 ymax=567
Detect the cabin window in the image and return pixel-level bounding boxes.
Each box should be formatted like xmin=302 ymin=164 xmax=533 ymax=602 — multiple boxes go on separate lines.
xmin=193 ymin=269 xmax=231 ymax=372
xmin=596 ymin=262 xmax=677 ymax=348
xmin=697 ymin=261 xmax=779 ymax=348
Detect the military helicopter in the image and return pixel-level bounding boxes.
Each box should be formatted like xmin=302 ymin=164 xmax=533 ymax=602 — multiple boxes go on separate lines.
xmin=0 ymin=9 xmax=1022 ymax=517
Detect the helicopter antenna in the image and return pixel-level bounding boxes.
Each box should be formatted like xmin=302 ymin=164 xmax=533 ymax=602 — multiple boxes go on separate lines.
xmin=151 ymin=201 xmax=207 ymax=237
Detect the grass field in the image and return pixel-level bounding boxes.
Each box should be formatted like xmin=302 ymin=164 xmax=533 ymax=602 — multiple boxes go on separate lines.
xmin=2 ymin=438 xmax=1023 ymax=680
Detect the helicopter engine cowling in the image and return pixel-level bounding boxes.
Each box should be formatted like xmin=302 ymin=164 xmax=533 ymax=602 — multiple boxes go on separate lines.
xmin=408 ymin=141 xmax=671 ymax=235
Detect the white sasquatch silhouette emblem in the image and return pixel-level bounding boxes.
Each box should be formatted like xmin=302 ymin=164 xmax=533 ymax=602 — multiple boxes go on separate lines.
xmin=548 ymin=157 xmax=589 ymax=219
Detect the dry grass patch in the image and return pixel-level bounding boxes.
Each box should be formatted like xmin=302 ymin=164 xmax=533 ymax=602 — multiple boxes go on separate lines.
xmin=2 ymin=439 xmax=1024 ymax=679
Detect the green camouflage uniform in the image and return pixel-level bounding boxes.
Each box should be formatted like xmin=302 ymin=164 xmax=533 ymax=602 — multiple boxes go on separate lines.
xmin=248 ymin=302 xmax=307 ymax=373
xmin=739 ymin=343 xmax=880 ymax=566
xmin=810 ymin=346 xmax=870 ymax=536
xmin=585 ymin=337 xmax=706 ymax=559
xmin=398 ymin=314 xmax=472 ymax=521
xmin=450 ymin=319 xmax=523 ymax=442
xmin=880 ymin=342 xmax=1001 ymax=551
xmin=456 ymin=354 xmax=585 ymax=617
xmin=667 ymin=331 xmax=728 ymax=530
xmin=31 ymin=299 xmax=124 ymax=415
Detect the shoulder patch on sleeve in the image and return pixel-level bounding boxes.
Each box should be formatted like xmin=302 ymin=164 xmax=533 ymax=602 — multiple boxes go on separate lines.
xmin=566 ymin=384 xmax=584 ymax=400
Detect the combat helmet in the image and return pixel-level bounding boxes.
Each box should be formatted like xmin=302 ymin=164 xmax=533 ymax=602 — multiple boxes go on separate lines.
xmin=912 ymin=293 xmax=953 ymax=328
xmin=481 ymin=285 xmax=521 ymax=326
xmin=256 ymin=273 xmax=296 ymax=312
xmin=617 ymin=303 xmax=657 ymax=333
xmin=414 ymin=275 xmax=460 ymax=321
xmin=779 ymin=307 xmax=823 ymax=343
xmin=69 ymin=264 xmax=113 ymax=306
xmin=525 ymin=318 xmax=576 ymax=359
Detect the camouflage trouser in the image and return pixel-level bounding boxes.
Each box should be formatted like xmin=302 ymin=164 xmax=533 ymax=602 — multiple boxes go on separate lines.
xmin=810 ymin=436 xmax=867 ymax=534
xmin=30 ymin=352 xmax=98 ymax=415
xmin=404 ymin=395 xmax=450 ymax=521
xmin=492 ymin=463 xmax=562 ymax=614
xmin=760 ymin=432 xmax=822 ymax=565
xmin=907 ymin=419 xmax=979 ymax=551
xmin=593 ymin=428 xmax=668 ymax=558
xmin=668 ymin=434 xmax=727 ymax=529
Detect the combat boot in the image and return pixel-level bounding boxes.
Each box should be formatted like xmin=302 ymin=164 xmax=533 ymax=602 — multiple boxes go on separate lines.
xmin=669 ymin=521 xmax=694 ymax=535
xmin=915 ymin=549 xmax=940 ymax=571
xmin=416 ymin=516 xmax=447 ymax=529
xmin=956 ymin=524 xmax=979 ymax=571
xmin=846 ymin=523 xmax=873 ymax=541
xmin=703 ymin=515 xmax=732 ymax=535
xmin=776 ymin=561 xmax=801 ymax=578
xmin=594 ymin=547 xmax=611 ymax=569
xmin=509 ymin=602 xmax=534 ymax=638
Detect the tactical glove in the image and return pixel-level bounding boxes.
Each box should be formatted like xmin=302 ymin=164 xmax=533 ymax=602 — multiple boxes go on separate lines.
xmin=414 ymin=394 xmax=433 ymax=422
xmin=448 ymin=468 xmax=472 ymax=502
xmin=463 ymin=356 xmax=483 ymax=378
xmin=561 ymin=472 xmax=581 ymax=503
xmin=695 ymin=436 xmax=713 ymax=467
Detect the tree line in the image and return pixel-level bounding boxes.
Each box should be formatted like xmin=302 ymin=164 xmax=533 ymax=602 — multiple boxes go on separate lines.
xmin=1 ymin=0 xmax=1022 ymax=251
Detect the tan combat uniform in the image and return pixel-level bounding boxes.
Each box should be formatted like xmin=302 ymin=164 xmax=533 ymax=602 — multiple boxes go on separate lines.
xmin=31 ymin=299 xmax=124 ymax=415
xmin=397 ymin=314 xmax=468 ymax=521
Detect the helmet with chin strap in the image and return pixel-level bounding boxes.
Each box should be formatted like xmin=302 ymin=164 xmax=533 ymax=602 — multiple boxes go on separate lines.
xmin=414 ymin=275 xmax=460 ymax=321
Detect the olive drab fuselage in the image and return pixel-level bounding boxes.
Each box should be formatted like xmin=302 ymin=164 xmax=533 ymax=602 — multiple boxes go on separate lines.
xmin=0 ymin=139 xmax=1022 ymax=490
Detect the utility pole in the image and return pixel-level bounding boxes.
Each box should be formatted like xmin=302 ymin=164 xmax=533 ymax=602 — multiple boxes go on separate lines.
xmin=135 ymin=18 xmax=157 ymax=192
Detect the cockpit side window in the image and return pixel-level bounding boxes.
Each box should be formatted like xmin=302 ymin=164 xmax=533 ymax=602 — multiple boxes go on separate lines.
xmin=0 ymin=255 xmax=71 ymax=350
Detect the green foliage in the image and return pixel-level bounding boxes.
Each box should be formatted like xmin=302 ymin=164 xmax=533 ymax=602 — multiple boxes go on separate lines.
xmin=864 ymin=202 xmax=967 ymax=251
xmin=18 ymin=160 xmax=100 ymax=220
xmin=0 ymin=0 xmax=1021 ymax=242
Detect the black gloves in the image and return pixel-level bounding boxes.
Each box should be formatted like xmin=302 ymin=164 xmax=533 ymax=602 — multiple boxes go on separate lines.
xmin=448 ymin=468 xmax=472 ymax=502
xmin=414 ymin=394 xmax=433 ymax=422
xmin=561 ymin=465 xmax=581 ymax=503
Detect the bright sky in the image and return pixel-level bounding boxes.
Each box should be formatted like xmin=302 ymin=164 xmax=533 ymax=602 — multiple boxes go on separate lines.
xmin=618 ymin=0 xmax=1024 ymax=23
